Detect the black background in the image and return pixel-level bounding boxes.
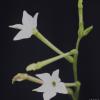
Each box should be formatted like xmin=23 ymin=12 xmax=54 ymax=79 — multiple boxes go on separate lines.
xmin=1 ymin=0 xmax=100 ymax=100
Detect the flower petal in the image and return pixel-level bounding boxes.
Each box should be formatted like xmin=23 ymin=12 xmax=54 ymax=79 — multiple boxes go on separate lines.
xmin=13 ymin=30 xmax=32 ymax=41
xmin=36 ymin=73 xmax=51 ymax=82
xmin=56 ymin=82 xmax=68 ymax=94
xmin=9 ymin=24 xmax=23 ymax=30
xmin=32 ymin=12 xmax=39 ymax=27
xmin=33 ymin=83 xmax=50 ymax=92
xmin=43 ymin=91 xmax=56 ymax=100
xmin=52 ymin=69 xmax=61 ymax=82
xmin=22 ymin=10 xmax=33 ymax=27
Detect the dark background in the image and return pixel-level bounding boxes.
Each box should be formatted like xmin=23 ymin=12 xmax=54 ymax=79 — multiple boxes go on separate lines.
xmin=1 ymin=0 xmax=100 ymax=100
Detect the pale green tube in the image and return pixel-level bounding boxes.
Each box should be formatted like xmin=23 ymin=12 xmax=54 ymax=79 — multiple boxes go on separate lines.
xmin=26 ymin=49 xmax=77 ymax=71
xmin=33 ymin=31 xmax=74 ymax=63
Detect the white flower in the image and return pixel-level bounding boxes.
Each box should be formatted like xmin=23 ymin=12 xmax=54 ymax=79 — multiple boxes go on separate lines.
xmin=9 ymin=10 xmax=39 ymax=41
xmin=33 ymin=69 xmax=68 ymax=100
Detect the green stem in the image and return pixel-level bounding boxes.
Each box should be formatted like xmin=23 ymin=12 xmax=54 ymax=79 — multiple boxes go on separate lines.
xmin=76 ymin=85 xmax=81 ymax=100
xmin=73 ymin=38 xmax=81 ymax=100
xmin=73 ymin=0 xmax=84 ymax=82
xmin=33 ymin=31 xmax=74 ymax=63
xmin=72 ymin=0 xmax=84 ymax=100
xmin=73 ymin=38 xmax=81 ymax=81
xmin=26 ymin=49 xmax=77 ymax=71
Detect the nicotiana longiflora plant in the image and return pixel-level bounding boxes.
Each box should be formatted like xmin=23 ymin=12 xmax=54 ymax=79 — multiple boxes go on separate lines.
xmin=9 ymin=0 xmax=93 ymax=100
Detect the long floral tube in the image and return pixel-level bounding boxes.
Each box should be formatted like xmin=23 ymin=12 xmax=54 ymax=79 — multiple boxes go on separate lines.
xmin=26 ymin=49 xmax=77 ymax=71
xmin=34 ymin=30 xmax=74 ymax=63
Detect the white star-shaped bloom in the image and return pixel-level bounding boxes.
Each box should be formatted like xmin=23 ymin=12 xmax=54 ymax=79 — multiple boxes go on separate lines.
xmin=33 ymin=69 xmax=68 ymax=100
xmin=9 ymin=10 xmax=39 ymax=40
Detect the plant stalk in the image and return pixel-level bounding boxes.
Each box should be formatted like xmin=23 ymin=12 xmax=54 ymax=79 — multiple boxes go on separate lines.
xmin=72 ymin=0 xmax=84 ymax=100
